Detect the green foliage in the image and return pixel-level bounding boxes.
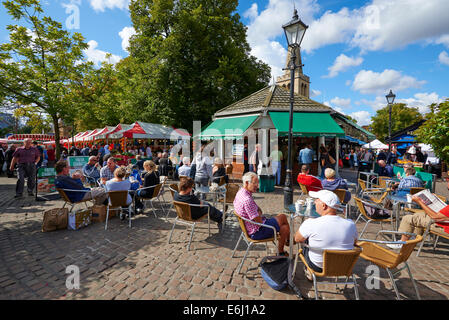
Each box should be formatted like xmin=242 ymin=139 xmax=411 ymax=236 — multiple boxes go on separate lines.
xmin=13 ymin=106 xmax=52 ymax=133
xmin=0 ymin=0 xmax=95 ymax=157
xmin=416 ymin=99 xmax=449 ymax=164
xmin=127 ymin=0 xmax=271 ymax=131
xmin=370 ymin=103 xmax=423 ymax=142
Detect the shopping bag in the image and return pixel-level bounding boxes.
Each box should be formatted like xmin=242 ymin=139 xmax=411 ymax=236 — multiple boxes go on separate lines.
xmin=68 ymin=209 xmax=92 ymax=230
xmin=42 ymin=208 xmax=68 ymax=232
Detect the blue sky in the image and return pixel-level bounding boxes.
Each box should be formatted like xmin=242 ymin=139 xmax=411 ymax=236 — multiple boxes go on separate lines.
xmin=1 ymin=0 xmax=448 ymax=126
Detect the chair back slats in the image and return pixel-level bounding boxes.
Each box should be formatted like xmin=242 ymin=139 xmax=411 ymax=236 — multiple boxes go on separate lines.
xmin=410 ymin=187 xmax=425 ymax=195
xmin=396 ymin=235 xmax=422 ymax=265
xmin=173 ymin=201 xmax=193 ymax=221
xmin=218 ymin=176 xmax=226 ymax=186
xmin=354 ymin=197 xmax=369 ymax=219
xmin=225 ymin=184 xmax=240 ymax=203
xmin=299 ymin=183 xmax=309 ymax=195
xmin=108 ymin=190 xmax=129 ymax=207
xmin=322 ymin=247 xmax=362 ymax=277
xmin=169 ymin=184 xmax=178 ymax=197
xmin=378 ymin=176 xmax=391 ymax=189
xmin=333 ymin=189 xmax=347 ymax=203
xmin=226 ymin=166 xmax=233 ymax=175
xmin=57 ymin=188 xmax=71 ymax=203
xmin=233 ymin=211 xmax=251 ymax=240
xmin=152 ymin=183 xmax=163 ymax=198
xmin=358 ymin=179 xmax=366 ymax=191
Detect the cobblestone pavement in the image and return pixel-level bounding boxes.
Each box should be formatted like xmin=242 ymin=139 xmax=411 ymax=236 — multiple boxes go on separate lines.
xmin=0 ymin=170 xmax=448 ymax=300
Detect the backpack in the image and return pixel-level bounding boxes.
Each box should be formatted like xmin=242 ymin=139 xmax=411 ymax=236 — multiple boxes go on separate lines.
xmin=259 ymin=256 xmax=304 ymax=299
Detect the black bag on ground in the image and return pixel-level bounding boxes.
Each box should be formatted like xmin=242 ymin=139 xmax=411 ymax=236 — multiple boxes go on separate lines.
xmin=259 ymin=256 xmax=304 ymax=299
xmin=362 ymin=202 xmax=390 ymax=219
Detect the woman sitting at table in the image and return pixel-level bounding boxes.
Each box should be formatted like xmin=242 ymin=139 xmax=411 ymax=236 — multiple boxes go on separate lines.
xmin=105 ymin=167 xmax=132 ymax=219
xmin=392 ymin=167 xmax=424 ymax=197
xmin=212 ymin=158 xmax=228 ymax=185
xmin=134 ymin=160 xmax=160 ymax=211
xmin=173 ymin=177 xmax=223 ymax=231
xmin=320 ymin=168 xmax=351 ymax=203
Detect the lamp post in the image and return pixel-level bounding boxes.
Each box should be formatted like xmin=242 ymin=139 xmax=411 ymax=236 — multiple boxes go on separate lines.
xmin=386 ymin=90 xmax=396 ymax=154
xmin=282 ymin=9 xmax=308 ymax=209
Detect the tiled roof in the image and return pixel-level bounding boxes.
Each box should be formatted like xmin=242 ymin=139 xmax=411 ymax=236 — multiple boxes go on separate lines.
xmin=214 ymin=85 xmax=332 ymax=118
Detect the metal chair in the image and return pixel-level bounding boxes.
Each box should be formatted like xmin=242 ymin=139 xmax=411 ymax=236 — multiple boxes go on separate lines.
xmin=357 ymin=231 xmax=423 ymax=300
xmin=293 ymin=245 xmax=362 ymax=300
xmin=333 ymin=188 xmax=350 ymax=219
xmin=410 ymin=187 xmax=426 ymax=195
xmin=225 ymin=165 xmax=233 ymax=182
xmin=166 ymin=183 xmax=179 ymax=218
xmin=231 ymin=211 xmax=279 ymax=274
xmin=416 ymin=215 xmax=449 ymax=257
xmin=105 ymin=190 xmax=132 ymax=230
xmin=57 ymin=188 xmax=93 ymax=214
xmin=133 ymin=183 xmax=164 ymax=218
xmin=298 ymin=183 xmax=309 ymax=196
xmin=218 ymin=183 xmax=240 ymax=231
xmin=354 ymin=197 xmax=395 ymax=238
xmin=168 ymin=201 xmax=211 ymax=251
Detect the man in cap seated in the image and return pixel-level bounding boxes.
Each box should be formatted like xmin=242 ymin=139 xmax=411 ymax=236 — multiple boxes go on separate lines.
xmin=294 ymin=190 xmax=358 ymax=279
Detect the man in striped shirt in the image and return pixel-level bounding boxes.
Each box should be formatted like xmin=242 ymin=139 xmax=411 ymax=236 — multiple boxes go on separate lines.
xmin=393 ymin=167 xmax=424 ymax=197
xmin=233 ymin=172 xmax=290 ymax=255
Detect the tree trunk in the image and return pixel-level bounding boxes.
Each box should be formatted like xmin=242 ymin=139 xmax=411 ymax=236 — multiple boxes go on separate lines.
xmin=52 ymin=115 xmax=61 ymax=161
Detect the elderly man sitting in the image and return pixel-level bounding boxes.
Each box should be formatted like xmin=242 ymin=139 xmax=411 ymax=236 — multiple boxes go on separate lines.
xmin=234 ymin=172 xmax=290 ymax=255
xmin=177 ymin=157 xmax=191 ymax=178
xmin=297 ymin=164 xmax=322 ymax=192
xmin=100 ymin=157 xmax=119 ymax=186
xmin=83 ymin=156 xmax=101 ymax=185
xmin=55 ymin=160 xmax=107 ymax=205
xmin=295 ymin=190 xmax=358 ymax=279
xmin=377 ymin=160 xmax=394 ymax=177
xmin=392 ymin=167 xmax=424 ymax=197
xmin=321 ymin=168 xmax=351 ymax=203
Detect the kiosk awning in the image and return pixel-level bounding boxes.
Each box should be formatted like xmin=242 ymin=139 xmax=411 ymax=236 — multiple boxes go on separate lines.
xmin=199 ymin=115 xmax=258 ymax=140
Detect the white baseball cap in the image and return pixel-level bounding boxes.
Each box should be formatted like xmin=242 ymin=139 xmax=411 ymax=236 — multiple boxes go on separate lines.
xmin=308 ymin=190 xmax=340 ymax=209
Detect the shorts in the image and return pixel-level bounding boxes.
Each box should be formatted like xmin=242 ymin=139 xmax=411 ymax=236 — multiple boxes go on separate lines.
xmin=250 ymin=217 xmax=280 ymax=240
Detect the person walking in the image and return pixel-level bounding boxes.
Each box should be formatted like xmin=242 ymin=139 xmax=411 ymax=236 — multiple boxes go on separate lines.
xmin=10 ymin=138 xmax=40 ymax=198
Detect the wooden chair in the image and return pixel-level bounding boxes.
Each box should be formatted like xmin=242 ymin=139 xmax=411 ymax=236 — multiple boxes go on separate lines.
xmin=299 ymin=183 xmax=309 ymax=196
xmin=218 ymin=183 xmax=240 ymax=231
xmin=105 ymin=190 xmax=132 ymax=230
xmin=57 ymin=188 xmax=93 ymax=214
xmin=168 ymin=201 xmax=211 ymax=251
xmin=332 ymin=189 xmax=350 ymax=219
xmin=231 ymin=211 xmax=279 ymax=274
xmin=294 ymin=246 xmax=362 ymax=300
xmin=357 ymin=232 xmax=423 ymax=300
xmin=410 ymin=187 xmax=425 ymax=195
xmin=354 ymin=197 xmax=395 ymax=238
xmin=133 ymin=183 xmax=164 ymax=218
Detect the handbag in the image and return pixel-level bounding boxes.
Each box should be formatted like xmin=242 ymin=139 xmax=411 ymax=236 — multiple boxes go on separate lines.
xmin=328 ymin=154 xmax=336 ymax=165
xmin=42 ymin=208 xmax=68 ymax=232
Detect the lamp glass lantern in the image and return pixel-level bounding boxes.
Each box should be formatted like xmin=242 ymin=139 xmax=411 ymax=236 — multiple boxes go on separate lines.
xmin=386 ymin=90 xmax=396 ymax=104
xmin=282 ymin=9 xmax=308 ymax=47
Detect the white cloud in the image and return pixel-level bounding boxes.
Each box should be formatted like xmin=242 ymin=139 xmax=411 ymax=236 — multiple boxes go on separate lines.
xmin=325 ymin=54 xmax=363 ymax=78
xmin=359 ymin=92 xmax=443 ymax=114
xmin=398 ymin=92 xmax=443 ymax=114
xmin=330 ymin=97 xmax=351 ymax=108
xmin=84 ymin=40 xmax=122 ymax=66
xmin=244 ymin=0 xmax=319 ymax=80
xmin=302 ymin=0 xmax=449 ymax=53
xmin=118 ymin=26 xmax=136 ymax=53
xmin=435 ymin=34 xmax=449 ymax=48
xmin=439 ymin=51 xmax=449 ymax=66
xmin=352 ymin=69 xmax=426 ymax=95
xmin=349 ymin=110 xmax=372 ymax=126
xmin=310 ymin=89 xmax=321 ymax=97
xmin=89 ymin=0 xmax=129 ymax=12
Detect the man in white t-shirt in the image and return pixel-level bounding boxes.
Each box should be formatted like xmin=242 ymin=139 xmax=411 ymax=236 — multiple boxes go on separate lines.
xmin=294 ymin=190 xmax=358 ymax=278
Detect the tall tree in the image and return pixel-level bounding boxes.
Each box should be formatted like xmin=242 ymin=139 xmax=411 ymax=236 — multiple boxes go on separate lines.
xmin=0 ymin=0 xmax=94 ymax=158
xmin=416 ymin=99 xmax=449 ymax=164
xmin=128 ymin=0 xmax=271 ymax=131
xmin=370 ymin=103 xmax=423 ymax=142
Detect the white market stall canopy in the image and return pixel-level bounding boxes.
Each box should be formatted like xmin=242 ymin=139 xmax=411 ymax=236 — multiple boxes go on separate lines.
xmin=108 ymin=121 xmax=190 ymax=140
xmin=363 ymin=139 xmax=388 ymax=150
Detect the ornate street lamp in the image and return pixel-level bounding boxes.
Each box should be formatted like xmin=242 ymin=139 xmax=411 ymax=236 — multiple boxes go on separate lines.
xmin=386 ymin=90 xmax=396 ymax=153
xmin=282 ymin=9 xmax=308 ymax=209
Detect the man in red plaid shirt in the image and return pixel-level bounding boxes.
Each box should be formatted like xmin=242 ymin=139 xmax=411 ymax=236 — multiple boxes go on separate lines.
xmin=234 ymin=171 xmax=290 ymax=255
